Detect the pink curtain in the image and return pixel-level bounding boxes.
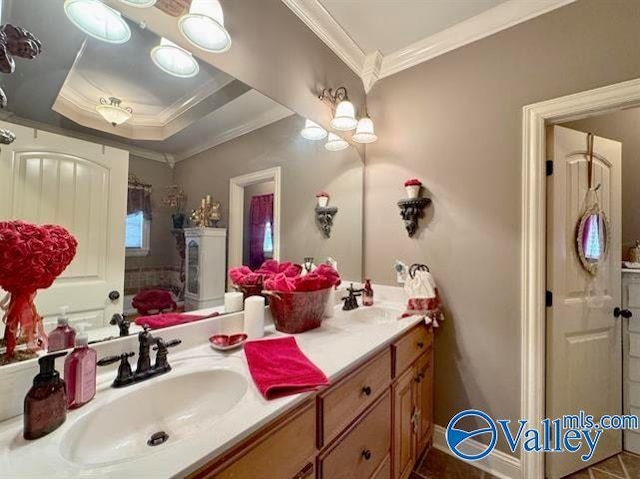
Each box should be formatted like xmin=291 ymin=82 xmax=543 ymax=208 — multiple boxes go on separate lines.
xmin=249 ymin=194 xmax=274 ymax=269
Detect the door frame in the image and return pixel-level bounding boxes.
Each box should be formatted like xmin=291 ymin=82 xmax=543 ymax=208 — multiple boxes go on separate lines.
xmin=522 ymin=77 xmax=640 ymax=478
xmin=228 ymin=166 xmax=282 ymax=271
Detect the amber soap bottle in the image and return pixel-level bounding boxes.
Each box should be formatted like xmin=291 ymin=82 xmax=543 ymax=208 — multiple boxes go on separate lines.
xmin=24 ymin=351 xmax=67 ymax=440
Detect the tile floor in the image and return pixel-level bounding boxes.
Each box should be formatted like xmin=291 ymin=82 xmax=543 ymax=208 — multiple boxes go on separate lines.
xmin=413 ymin=449 xmax=640 ymax=479
xmin=565 ymin=451 xmax=640 ymax=479
xmin=411 ymin=448 xmax=497 ymax=479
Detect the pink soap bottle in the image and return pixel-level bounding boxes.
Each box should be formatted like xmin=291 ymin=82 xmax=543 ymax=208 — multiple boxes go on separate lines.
xmin=64 ymin=325 xmax=97 ymax=409
xmin=363 ymin=279 xmax=374 ymax=306
xmin=48 ymin=306 xmax=76 ymax=352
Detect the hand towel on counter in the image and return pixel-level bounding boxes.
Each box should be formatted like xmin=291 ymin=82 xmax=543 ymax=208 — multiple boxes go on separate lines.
xmin=243 ymin=337 xmax=329 ymax=400
xmin=135 ymin=312 xmax=218 ymax=329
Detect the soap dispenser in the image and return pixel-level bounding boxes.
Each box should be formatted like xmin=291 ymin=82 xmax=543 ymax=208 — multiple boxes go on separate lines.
xmin=363 ymin=279 xmax=374 ymax=306
xmin=24 ymin=351 xmax=67 ymax=440
xmin=64 ymin=324 xmax=97 ymax=409
xmin=48 ymin=305 xmax=76 ymax=352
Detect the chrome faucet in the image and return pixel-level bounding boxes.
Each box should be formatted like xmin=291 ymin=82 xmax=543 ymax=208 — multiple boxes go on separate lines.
xmin=97 ymin=325 xmax=181 ymax=388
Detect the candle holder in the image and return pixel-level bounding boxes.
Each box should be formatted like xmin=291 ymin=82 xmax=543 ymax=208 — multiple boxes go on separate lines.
xmin=190 ymin=195 xmax=221 ymax=227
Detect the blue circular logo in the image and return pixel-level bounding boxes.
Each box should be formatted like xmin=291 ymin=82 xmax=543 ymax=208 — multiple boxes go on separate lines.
xmin=446 ymin=409 xmax=497 ymax=461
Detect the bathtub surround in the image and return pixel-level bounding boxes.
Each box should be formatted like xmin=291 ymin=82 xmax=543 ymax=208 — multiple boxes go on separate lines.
xmin=365 ymin=0 xmax=640 ymax=457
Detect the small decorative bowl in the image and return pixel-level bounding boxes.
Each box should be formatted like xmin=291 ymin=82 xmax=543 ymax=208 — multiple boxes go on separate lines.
xmin=209 ymin=333 xmax=248 ymax=351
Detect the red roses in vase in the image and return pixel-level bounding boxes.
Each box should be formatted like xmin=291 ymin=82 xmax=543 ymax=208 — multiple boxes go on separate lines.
xmin=0 ymin=221 xmax=77 ymax=359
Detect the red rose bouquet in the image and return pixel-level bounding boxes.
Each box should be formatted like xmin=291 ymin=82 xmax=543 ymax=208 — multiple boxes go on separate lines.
xmin=0 ymin=220 xmax=77 ymax=358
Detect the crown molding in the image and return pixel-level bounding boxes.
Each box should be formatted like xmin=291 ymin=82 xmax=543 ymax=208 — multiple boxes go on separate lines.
xmin=282 ymin=0 xmax=576 ymax=89
xmin=379 ymin=0 xmax=577 ymax=79
xmin=281 ymin=0 xmax=365 ymax=76
xmin=173 ymin=107 xmax=295 ymax=163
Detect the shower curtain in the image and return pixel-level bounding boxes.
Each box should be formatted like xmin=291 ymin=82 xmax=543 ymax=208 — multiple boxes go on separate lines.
xmin=249 ymin=193 xmax=274 ymax=269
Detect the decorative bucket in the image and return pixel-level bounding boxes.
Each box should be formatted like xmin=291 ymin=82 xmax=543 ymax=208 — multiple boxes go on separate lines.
xmin=264 ymin=288 xmax=331 ymax=334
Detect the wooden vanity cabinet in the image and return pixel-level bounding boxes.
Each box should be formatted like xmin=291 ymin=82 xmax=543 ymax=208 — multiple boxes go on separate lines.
xmin=187 ymin=323 xmax=434 ymax=479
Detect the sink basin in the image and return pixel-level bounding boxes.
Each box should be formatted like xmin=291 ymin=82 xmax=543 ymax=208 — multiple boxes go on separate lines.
xmin=349 ymin=306 xmax=403 ymax=324
xmin=60 ymin=369 xmax=247 ymax=466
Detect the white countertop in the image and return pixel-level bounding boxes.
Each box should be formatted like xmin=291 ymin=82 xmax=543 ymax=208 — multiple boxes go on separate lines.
xmin=0 ymin=301 xmax=423 ymax=479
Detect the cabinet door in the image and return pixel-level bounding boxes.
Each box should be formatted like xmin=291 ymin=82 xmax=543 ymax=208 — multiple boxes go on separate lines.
xmin=393 ymin=366 xmax=416 ymax=479
xmin=415 ymin=350 xmax=434 ymax=453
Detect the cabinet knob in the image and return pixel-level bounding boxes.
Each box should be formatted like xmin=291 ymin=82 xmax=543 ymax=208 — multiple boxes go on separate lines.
xmin=417 ymin=341 xmax=424 ymax=349
xmin=414 ymin=375 xmax=422 ymax=383
xmin=362 ymin=386 xmax=372 ymax=396
xmin=108 ymin=290 xmax=120 ymax=301
xmin=362 ymin=449 xmax=372 ymax=461
xmin=614 ymin=307 xmax=633 ymax=319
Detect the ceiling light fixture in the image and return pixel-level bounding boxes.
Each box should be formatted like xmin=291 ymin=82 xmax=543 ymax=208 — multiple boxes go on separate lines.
xmin=324 ymin=133 xmax=348 ymax=152
xmin=319 ymin=86 xmax=357 ymax=131
xmin=64 ymin=0 xmax=131 ymax=44
xmin=151 ymin=38 xmax=200 ymax=78
xmin=118 ymin=0 xmax=156 ymax=7
xmin=352 ymin=115 xmax=378 ymax=144
xmin=300 ymin=119 xmax=327 ymax=141
xmin=178 ymin=0 xmax=231 ymax=53
xmin=96 ymin=97 xmax=133 ymax=126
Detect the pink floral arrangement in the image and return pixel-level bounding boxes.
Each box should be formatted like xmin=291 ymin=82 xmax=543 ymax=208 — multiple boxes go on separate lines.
xmin=315 ymin=191 xmax=330 ymax=198
xmin=0 ymin=220 xmax=77 ymax=358
xmin=403 ymin=178 xmax=422 ymax=187
xmin=229 ymin=260 xmax=340 ymax=294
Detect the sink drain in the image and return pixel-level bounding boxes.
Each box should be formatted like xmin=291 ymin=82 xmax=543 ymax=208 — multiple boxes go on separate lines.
xmin=147 ymin=431 xmax=170 ymax=447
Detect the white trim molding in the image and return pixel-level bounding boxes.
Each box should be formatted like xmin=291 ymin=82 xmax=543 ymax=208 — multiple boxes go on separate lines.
xmin=228 ymin=167 xmax=282 ymax=274
xmin=282 ymin=0 xmax=575 ymax=89
xmin=433 ymin=425 xmax=521 ymax=479
xmin=521 ymin=77 xmax=640 ymax=479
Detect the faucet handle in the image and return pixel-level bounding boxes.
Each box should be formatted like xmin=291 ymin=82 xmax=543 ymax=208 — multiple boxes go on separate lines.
xmin=153 ymin=338 xmax=182 ymax=351
xmin=97 ymin=352 xmax=135 ymax=388
xmin=153 ymin=338 xmax=181 ymax=373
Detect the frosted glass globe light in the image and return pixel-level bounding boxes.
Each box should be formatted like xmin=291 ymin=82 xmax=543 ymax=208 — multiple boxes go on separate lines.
xmin=178 ymin=0 xmax=231 ymax=53
xmin=352 ymin=116 xmax=378 ymax=144
xmin=64 ymin=0 xmax=131 ymax=44
xmin=325 ymin=133 xmax=348 ymax=152
xmin=119 ymin=0 xmax=156 ymax=7
xmin=330 ymin=99 xmax=358 ymax=131
xmin=151 ymin=38 xmax=200 ymax=78
xmin=300 ymin=119 xmax=327 ymax=141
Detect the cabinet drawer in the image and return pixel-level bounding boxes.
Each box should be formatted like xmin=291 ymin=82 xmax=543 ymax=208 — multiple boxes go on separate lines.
xmin=201 ymin=402 xmax=316 ymax=479
xmin=320 ymin=391 xmax=391 ymax=479
xmin=393 ymin=325 xmax=433 ymax=377
xmin=320 ymin=348 xmax=391 ymax=445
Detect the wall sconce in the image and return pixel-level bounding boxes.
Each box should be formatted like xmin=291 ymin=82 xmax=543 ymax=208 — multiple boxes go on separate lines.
xmin=300 ymin=119 xmax=327 ymax=140
xmin=316 ymin=86 xmax=379 ymax=145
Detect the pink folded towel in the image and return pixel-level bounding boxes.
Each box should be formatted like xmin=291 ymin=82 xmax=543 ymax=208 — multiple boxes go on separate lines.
xmin=244 ymin=337 xmax=330 ymax=400
xmin=135 ymin=312 xmax=218 ymax=329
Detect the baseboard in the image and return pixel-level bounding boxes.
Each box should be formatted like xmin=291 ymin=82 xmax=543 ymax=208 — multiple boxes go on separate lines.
xmin=433 ymin=425 xmax=521 ymax=479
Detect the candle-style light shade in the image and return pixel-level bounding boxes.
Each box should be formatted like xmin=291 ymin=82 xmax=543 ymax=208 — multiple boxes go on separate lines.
xmin=330 ymin=100 xmax=358 ymax=131
xmin=325 ymin=133 xmax=348 ymax=152
xmin=151 ymin=38 xmax=200 ymax=78
xmin=300 ymin=119 xmax=328 ymax=141
xmin=352 ymin=116 xmax=378 ymax=144
xmin=64 ymin=0 xmax=131 ymax=44
xmin=178 ymin=0 xmax=231 ymax=53
xmin=119 ymin=0 xmax=156 ymax=7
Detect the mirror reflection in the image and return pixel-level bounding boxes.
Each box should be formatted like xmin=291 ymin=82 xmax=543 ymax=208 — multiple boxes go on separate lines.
xmin=577 ymin=207 xmax=609 ymax=274
xmin=0 ymin=0 xmax=363 ymax=363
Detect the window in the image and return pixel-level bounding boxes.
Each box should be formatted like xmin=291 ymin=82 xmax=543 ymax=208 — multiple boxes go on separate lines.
xmin=125 ymin=211 xmax=150 ymax=256
xmin=263 ymin=221 xmax=273 ymax=254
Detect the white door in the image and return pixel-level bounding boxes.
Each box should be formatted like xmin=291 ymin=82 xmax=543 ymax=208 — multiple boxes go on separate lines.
xmin=0 ymin=121 xmax=129 ymax=331
xmin=546 ymin=126 xmax=622 ymax=478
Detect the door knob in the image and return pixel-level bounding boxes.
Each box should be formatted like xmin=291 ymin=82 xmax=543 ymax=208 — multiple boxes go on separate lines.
xmin=108 ymin=290 xmax=121 ymax=301
xmin=614 ymin=307 xmax=632 ymax=319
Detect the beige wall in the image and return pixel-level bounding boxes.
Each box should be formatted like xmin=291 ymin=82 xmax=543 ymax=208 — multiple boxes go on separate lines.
xmin=125 ymin=155 xmax=176 ymax=270
xmin=174 ymin=115 xmax=364 ymax=281
xmin=564 ymin=107 xmax=640 ymax=255
xmin=365 ymin=0 xmax=640 ymax=454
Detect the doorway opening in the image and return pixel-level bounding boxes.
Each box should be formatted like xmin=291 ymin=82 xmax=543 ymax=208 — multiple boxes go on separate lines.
xmin=521 ymin=78 xmax=640 ymax=479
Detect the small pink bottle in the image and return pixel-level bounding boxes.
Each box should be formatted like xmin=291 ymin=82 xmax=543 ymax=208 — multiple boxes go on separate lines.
xmin=64 ymin=325 xmax=97 ymax=409
xmin=48 ymin=306 xmax=76 ymax=352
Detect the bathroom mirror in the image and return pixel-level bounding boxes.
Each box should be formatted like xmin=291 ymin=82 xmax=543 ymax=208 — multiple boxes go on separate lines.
xmin=0 ymin=0 xmax=363 ymax=360
xmin=576 ymin=206 xmax=610 ymax=275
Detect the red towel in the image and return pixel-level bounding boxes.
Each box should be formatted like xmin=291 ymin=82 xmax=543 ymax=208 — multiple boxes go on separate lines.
xmin=244 ymin=337 xmax=330 ymax=400
xmin=134 ymin=312 xmax=217 ymax=329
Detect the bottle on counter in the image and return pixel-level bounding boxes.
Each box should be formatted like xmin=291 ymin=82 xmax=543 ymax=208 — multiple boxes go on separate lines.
xmin=363 ymin=279 xmax=374 ymax=307
xmin=24 ymin=351 xmax=68 ymax=440
xmin=64 ymin=325 xmax=97 ymax=409
xmin=48 ymin=305 xmax=76 ymax=352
